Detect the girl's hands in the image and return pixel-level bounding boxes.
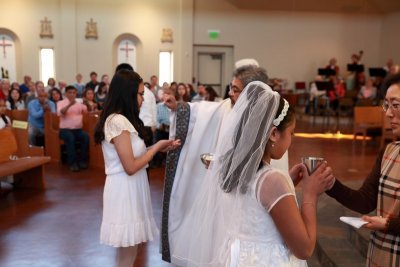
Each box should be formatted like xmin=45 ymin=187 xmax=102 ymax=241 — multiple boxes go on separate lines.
xmin=154 ymin=139 xmax=181 ymax=153
xmin=302 ymin=162 xmax=335 ymax=201
xmin=289 ymin=163 xmax=305 ymax=186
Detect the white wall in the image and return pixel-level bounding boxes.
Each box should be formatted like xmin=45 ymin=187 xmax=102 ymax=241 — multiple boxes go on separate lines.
xmin=380 ymin=12 xmax=400 ymax=65
xmin=0 ymin=0 xmax=395 ymax=88
xmin=0 ymin=0 xmax=194 ymax=84
xmin=193 ymin=0 xmax=383 ymax=87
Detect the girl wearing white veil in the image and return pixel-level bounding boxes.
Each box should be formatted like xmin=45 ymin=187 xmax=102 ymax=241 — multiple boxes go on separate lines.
xmin=171 ymin=81 xmax=335 ymax=266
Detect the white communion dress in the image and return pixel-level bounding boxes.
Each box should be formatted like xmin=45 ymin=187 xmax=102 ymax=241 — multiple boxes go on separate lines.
xmin=227 ymin=165 xmax=308 ymax=267
xmin=100 ymin=114 xmax=158 ymax=247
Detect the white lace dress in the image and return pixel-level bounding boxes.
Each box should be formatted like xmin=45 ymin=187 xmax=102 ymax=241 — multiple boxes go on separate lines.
xmin=228 ymin=165 xmax=308 ymax=267
xmin=100 ymin=114 xmax=158 ymax=247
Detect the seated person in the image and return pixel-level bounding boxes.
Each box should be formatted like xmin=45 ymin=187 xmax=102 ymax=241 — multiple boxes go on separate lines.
xmin=328 ymin=77 xmax=345 ymax=112
xmin=358 ymin=78 xmax=377 ymax=101
xmin=306 ymin=76 xmax=326 ymax=114
xmin=82 ymin=87 xmax=98 ymax=114
xmin=0 ymin=99 xmax=11 ymax=129
xmin=57 ymin=85 xmax=89 ymax=172
xmin=6 ymin=88 xmax=25 ymax=110
xmin=28 ymin=90 xmax=56 ymax=146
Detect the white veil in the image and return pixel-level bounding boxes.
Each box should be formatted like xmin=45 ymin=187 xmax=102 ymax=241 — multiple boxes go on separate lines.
xmin=171 ymin=81 xmax=281 ymax=267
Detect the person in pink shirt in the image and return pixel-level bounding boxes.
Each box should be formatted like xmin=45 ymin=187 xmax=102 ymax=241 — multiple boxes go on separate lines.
xmin=57 ymin=85 xmax=89 ymax=172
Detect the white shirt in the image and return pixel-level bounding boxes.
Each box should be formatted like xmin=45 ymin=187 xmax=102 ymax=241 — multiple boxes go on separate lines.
xmin=139 ymin=87 xmax=157 ymax=127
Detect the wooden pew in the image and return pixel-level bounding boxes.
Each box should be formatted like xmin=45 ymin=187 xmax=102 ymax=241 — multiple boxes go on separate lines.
xmin=44 ymin=111 xmax=104 ymax=169
xmin=0 ymin=127 xmax=50 ymax=189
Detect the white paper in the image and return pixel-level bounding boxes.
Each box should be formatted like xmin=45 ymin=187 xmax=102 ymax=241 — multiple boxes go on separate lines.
xmin=339 ymin=216 xmax=368 ymax=229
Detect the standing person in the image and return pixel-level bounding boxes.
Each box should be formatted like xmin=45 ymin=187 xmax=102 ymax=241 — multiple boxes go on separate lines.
xmin=326 ymin=73 xmax=400 ymax=267
xmin=57 ymin=85 xmax=89 ymax=172
xmin=326 ymin=57 xmax=340 ymax=78
xmin=27 ymin=91 xmax=56 ymax=146
xmin=94 ymin=69 xmax=179 ymax=267
xmin=139 ymin=83 xmax=157 ymax=148
xmin=149 ymin=75 xmax=161 ymax=102
xmin=171 ymin=81 xmax=334 ymax=266
xmin=160 ymin=62 xmax=289 ymax=262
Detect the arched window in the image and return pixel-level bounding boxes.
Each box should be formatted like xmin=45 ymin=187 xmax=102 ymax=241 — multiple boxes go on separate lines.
xmin=117 ymin=39 xmax=136 ymax=70
xmin=0 ymin=33 xmax=16 ymax=81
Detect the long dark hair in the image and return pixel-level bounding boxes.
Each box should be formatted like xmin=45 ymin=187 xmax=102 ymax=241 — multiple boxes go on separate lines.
xmin=94 ymin=69 xmax=147 ymax=144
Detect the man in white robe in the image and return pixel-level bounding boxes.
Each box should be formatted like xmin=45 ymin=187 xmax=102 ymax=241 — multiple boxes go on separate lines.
xmin=161 ymin=61 xmax=289 ymax=262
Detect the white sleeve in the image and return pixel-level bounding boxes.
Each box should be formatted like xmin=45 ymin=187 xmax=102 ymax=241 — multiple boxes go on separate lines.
xmin=256 ymin=169 xmax=295 ymax=212
xmin=104 ymin=114 xmax=137 ymax=143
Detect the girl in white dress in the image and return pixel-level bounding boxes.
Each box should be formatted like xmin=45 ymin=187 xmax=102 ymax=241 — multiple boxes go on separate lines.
xmin=94 ymin=69 xmax=180 ymax=267
xmin=171 ymin=81 xmax=335 ymax=266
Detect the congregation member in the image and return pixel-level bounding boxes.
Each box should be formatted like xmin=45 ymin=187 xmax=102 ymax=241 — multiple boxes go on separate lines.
xmin=57 ymin=85 xmax=89 ymax=172
xmin=94 ymin=69 xmax=179 ymax=267
xmin=45 ymin=77 xmax=56 ymax=93
xmin=73 ymin=73 xmax=85 ymax=97
xmin=171 ymin=81 xmax=334 ymax=266
xmin=326 ymin=73 xmax=400 ymax=267
xmin=27 ymin=90 xmax=56 ymax=146
xmin=95 ymin=82 xmax=108 ymax=110
xmin=160 ymin=59 xmax=289 ymax=262
xmin=204 ymin=85 xmax=222 ymax=102
xmin=0 ymin=99 xmax=11 ymax=129
xmin=82 ymin=87 xmax=98 ymax=114
xmin=25 ymin=81 xmax=45 ymax=106
xmin=149 ymin=75 xmax=162 ymax=102
xmin=49 ymin=88 xmax=63 ymax=104
xmin=190 ymin=84 xmax=205 ymax=102
xmin=6 ymin=88 xmax=25 ymax=110
xmin=19 ymin=75 xmax=32 ymax=94
xmin=0 ymin=79 xmax=11 ymax=100
xmin=153 ymin=87 xmax=172 ymax=167
xmin=85 ymin=71 xmax=99 ymax=90
xmin=175 ymin=83 xmax=190 ymax=102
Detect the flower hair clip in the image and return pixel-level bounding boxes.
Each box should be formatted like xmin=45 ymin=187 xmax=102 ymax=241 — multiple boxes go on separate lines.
xmin=273 ymin=99 xmax=289 ymax=127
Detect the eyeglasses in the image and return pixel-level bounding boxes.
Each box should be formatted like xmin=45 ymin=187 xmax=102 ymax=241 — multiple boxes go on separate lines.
xmin=229 ymin=83 xmax=243 ymax=94
xmin=382 ymin=102 xmax=400 ymax=112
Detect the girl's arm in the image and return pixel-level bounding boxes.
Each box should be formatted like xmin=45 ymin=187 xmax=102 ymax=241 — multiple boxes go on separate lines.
xmin=260 ymin=164 xmax=334 ymax=259
xmin=112 ymin=131 xmax=177 ymax=175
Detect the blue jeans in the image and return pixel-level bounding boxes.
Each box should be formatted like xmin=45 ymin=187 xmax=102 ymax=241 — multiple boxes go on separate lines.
xmin=59 ymin=128 xmax=89 ymax=166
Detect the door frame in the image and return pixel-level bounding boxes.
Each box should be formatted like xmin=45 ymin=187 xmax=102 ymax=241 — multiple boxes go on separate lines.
xmin=193 ymin=45 xmax=234 ymax=96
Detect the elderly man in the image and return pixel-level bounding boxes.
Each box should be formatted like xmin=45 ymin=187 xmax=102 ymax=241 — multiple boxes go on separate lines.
xmin=160 ymin=60 xmax=289 ymax=262
xmin=27 ymin=90 xmax=56 ymax=146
